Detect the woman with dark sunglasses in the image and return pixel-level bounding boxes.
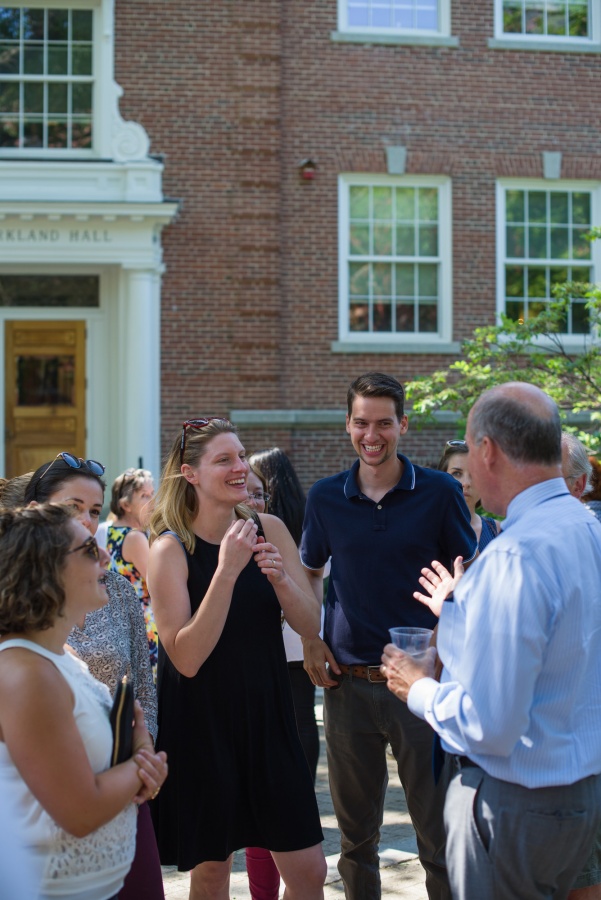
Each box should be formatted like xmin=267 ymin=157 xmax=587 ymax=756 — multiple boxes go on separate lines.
xmin=23 ymin=455 xmax=165 ymax=900
xmin=0 ymin=503 xmax=167 ymax=900
xmin=148 ymin=418 xmax=326 ymax=900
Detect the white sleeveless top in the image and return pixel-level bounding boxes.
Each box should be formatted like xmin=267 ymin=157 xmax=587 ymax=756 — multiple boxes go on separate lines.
xmin=0 ymin=639 xmax=136 ymax=900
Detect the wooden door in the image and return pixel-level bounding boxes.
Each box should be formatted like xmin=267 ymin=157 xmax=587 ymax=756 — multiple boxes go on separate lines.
xmin=5 ymin=321 xmax=86 ymax=478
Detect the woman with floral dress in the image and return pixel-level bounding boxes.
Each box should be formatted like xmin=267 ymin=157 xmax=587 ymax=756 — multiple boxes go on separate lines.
xmin=106 ymin=468 xmax=158 ymax=679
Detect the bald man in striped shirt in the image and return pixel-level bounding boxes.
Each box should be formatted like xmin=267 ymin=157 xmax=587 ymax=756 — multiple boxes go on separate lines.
xmin=381 ymin=383 xmax=601 ymax=900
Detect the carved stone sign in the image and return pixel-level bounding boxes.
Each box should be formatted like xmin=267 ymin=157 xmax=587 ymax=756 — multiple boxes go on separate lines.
xmin=0 ymin=228 xmax=112 ymax=243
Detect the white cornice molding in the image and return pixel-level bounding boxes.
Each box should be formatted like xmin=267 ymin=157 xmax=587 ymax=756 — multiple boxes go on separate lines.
xmin=0 ymin=203 xmax=179 ymax=269
xmin=0 ymin=160 xmax=168 ymax=204
xmin=0 ymin=201 xmax=178 ymax=221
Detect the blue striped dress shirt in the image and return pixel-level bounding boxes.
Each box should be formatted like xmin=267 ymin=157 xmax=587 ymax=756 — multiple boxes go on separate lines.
xmin=408 ymin=478 xmax=601 ymax=788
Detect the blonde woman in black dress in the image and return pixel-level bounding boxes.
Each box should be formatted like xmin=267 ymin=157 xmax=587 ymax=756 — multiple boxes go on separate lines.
xmin=148 ymin=418 xmax=326 ymax=900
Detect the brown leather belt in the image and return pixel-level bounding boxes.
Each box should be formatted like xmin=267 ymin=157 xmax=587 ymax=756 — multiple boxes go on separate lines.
xmin=338 ymin=663 xmax=387 ymax=683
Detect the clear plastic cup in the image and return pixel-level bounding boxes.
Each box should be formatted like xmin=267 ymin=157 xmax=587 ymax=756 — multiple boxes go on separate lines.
xmin=388 ymin=626 xmax=433 ymax=657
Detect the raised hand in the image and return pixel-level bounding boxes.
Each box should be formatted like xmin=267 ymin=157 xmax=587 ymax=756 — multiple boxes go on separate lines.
xmin=413 ymin=556 xmax=465 ymax=618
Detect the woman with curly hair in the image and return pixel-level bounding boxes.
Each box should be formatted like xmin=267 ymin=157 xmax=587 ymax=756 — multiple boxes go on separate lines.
xmin=0 ymin=503 xmax=167 ymax=900
xmin=23 ymin=454 xmax=164 ymax=900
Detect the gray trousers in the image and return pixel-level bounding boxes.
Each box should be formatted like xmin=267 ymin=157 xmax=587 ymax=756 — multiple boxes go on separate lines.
xmin=444 ymin=762 xmax=601 ymax=900
xmin=324 ymin=674 xmax=451 ymax=900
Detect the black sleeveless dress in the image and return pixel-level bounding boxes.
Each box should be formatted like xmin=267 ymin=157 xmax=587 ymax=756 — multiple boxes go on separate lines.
xmin=152 ymin=536 xmax=323 ymax=870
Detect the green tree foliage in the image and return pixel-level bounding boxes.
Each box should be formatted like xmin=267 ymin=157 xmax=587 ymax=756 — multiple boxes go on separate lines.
xmin=406 ymin=229 xmax=601 ymax=453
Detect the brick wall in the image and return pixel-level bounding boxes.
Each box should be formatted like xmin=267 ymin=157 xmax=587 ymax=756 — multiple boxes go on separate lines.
xmin=114 ymin=0 xmax=601 ymax=484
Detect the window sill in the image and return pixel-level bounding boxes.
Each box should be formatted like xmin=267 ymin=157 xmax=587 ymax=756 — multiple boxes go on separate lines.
xmin=331 ymin=30 xmax=459 ymax=47
xmin=488 ymin=37 xmax=601 ymax=54
xmin=230 ymin=409 xmax=346 ymax=428
xmin=331 ymin=339 xmax=461 ymax=354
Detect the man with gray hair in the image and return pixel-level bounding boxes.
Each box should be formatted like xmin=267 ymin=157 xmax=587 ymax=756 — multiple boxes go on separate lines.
xmin=562 ymin=431 xmax=593 ymax=500
xmin=381 ymin=383 xmax=601 ymax=900
xmin=561 ymin=431 xmax=601 ymax=900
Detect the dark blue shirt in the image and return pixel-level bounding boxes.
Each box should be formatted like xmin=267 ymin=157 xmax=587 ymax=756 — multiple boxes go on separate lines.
xmin=300 ymin=454 xmax=478 ymax=665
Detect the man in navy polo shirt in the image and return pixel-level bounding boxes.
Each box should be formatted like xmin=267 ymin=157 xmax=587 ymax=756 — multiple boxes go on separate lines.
xmin=300 ymin=372 xmax=477 ymax=900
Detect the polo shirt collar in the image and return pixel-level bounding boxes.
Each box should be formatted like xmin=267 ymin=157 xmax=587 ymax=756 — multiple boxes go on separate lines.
xmin=344 ymin=453 xmax=416 ymax=499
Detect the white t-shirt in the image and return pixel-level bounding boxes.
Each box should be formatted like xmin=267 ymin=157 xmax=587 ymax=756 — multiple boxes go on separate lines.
xmin=0 ymin=639 xmax=136 ymax=900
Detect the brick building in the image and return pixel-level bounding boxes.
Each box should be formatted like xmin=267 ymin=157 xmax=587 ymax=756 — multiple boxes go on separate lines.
xmin=0 ymin=0 xmax=599 ymax=487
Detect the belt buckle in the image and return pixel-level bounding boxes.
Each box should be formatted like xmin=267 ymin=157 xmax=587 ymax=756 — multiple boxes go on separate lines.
xmin=367 ymin=665 xmax=382 ymax=683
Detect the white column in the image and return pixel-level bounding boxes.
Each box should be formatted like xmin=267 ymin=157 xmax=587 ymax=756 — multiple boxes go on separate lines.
xmin=120 ymin=267 xmax=161 ymax=480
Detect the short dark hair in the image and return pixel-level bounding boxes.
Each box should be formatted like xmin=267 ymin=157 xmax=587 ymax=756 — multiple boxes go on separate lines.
xmin=469 ymin=387 xmax=561 ymax=465
xmin=0 ymin=503 xmax=74 ymax=635
xmin=24 ymin=458 xmax=106 ymax=505
xmin=347 ymin=372 xmax=405 ymax=420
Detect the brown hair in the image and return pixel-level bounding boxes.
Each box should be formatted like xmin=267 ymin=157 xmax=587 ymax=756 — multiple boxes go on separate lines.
xmin=583 ymin=456 xmax=601 ymax=502
xmin=347 ymin=372 xmax=405 ymax=420
xmin=437 ymin=441 xmax=468 ymax=473
xmin=247 ymin=462 xmax=269 ymax=513
xmin=0 ymin=472 xmax=33 ymax=509
xmin=110 ymin=468 xmax=154 ymax=517
xmin=0 ymin=503 xmax=74 ymax=635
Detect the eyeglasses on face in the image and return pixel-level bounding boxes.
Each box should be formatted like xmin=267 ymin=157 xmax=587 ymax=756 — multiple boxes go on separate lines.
xmin=180 ymin=417 xmax=231 ymax=464
xmin=247 ymin=492 xmax=270 ymax=503
xmin=66 ymin=535 xmax=100 ymax=561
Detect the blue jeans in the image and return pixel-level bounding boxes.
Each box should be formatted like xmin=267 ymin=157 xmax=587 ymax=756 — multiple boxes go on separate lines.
xmin=324 ymin=674 xmax=451 ymax=900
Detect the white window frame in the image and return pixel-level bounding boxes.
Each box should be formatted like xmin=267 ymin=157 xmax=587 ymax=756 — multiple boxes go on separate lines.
xmin=496 ymin=179 xmax=601 ymax=345
xmin=0 ymin=0 xmax=116 ymax=159
xmin=337 ymin=173 xmax=453 ymax=349
xmin=334 ymin=0 xmax=456 ymax=45
xmin=491 ymin=0 xmax=601 ymax=51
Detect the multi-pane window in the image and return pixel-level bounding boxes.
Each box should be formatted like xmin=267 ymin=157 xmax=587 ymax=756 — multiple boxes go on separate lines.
xmin=504 ymin=188 xmax=592 ymax=333
xmin=346 ymin=0 xmax=439 ymax=31
xmin=345 ymin=183 xmax=441 ymax=335
xmin=501 ymin=0 xmax=590 ymax=38
xmin=0 ymin=6 xmax=93 ymax=150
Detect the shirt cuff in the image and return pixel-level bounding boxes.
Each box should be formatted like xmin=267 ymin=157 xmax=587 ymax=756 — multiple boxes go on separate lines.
xmin=407 ymin=676 xmax=440 ymax=720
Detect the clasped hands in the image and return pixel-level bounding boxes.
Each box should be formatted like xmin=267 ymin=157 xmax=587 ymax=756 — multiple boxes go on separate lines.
xmin=131 ymin=701 xmax=168 ymax=804
xmin=220 ymin=518 xmax=286 ymax=584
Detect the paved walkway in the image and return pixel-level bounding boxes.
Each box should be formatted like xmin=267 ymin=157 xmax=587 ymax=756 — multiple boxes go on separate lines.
xmin=162 ymin=691 xmax=428 ymax=899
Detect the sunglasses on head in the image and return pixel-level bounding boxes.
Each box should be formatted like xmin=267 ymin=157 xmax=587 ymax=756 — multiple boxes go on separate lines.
xmin=67 ymin=535 xmax=100 ymax=561
xmin=35 ymin=453 xmax=105 ymax=498
xmin=180 ymin=418 xmax=231 ymax=464
xmin=446 ymin=440 xmax=467 ymax=448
